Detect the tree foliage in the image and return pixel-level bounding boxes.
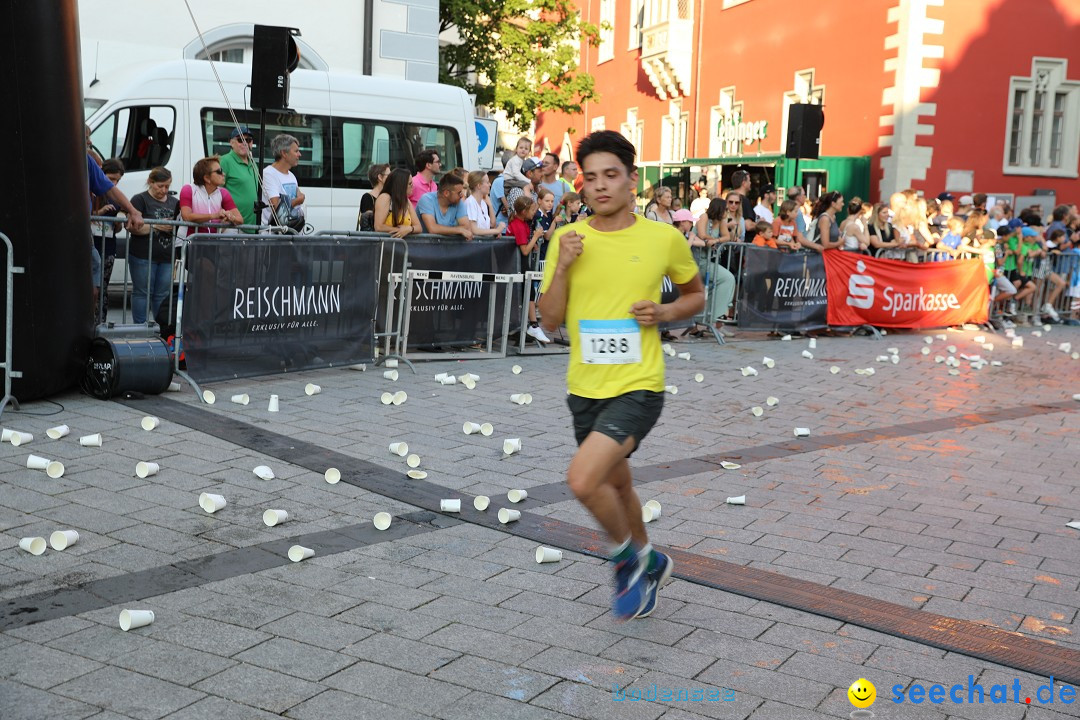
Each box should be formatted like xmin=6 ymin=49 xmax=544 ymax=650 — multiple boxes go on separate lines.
xmin=440 ymin=0 xmax=602 ymax=128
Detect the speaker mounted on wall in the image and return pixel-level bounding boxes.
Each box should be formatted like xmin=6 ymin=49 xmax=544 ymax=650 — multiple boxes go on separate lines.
xmin=250 ymin=25 xmax=301 ymax=111
xmin=785 ymin=104 xmax=825 ymax=160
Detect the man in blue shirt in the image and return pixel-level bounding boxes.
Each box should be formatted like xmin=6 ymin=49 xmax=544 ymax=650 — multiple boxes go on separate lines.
xmin=87 ymin=150 xmax=143 ymax=321
xmin=491 ymin=173 xmax=508 ymax=226
xmin=417 ymin=173 xmax=473 ymax=238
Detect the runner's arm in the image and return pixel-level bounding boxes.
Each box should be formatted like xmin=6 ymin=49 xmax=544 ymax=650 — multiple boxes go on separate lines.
xmin=631 ymin=274 xmax=705 ymax=325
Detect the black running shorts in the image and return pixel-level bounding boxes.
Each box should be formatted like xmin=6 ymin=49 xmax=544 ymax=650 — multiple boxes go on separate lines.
xmin=567 ymin=390 xmax=664 ymax=454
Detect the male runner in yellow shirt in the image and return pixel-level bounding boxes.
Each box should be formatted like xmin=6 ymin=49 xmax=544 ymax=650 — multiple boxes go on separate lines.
xmin=539 ymin=131 xmax=704 ymax=620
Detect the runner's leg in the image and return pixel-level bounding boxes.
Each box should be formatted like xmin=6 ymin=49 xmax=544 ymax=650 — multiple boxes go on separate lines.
xmin=606 ymin=457 xmax=648 ymax=548
xmin=566 ymin=431 xmax=636 ymax=541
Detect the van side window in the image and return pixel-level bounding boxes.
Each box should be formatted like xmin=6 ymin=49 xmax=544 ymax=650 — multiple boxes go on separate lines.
xmin=90 ymin=105 xmax=175 ymax=171
xmin=201 ymin=108 xmax=330 ymax=188
xmin=335 ymin=119 xmax=462 ymax=189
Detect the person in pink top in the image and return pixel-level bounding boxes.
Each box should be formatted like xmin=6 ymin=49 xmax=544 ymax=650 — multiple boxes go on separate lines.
xmin=179 ymin=155 xmax=242 ymax=238
xmin=409 ymin=149 xmax=441 ymax=209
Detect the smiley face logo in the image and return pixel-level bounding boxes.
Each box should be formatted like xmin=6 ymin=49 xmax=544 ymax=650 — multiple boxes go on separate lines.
xmin=848 ymin=678 xmax=876 ymax=708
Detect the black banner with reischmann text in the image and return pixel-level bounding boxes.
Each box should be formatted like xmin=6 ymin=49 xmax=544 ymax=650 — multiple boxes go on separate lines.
xmin=737 ymin=245 xmax=829 ymax=331
xmin=182 ymin=236 xmax=379 ymax=382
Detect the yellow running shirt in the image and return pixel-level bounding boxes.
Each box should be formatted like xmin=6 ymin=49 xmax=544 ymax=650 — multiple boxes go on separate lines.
xmin=540 ymin=214 xmax=699 ymax=399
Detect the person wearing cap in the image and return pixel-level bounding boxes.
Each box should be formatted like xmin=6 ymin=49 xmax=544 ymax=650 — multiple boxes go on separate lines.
xmin=506 ymin=157 xmax=543 ymax=214
xmin=1002 ymin=218 xmax=1038 ymax=318
xmin=219 ymin=126 xmax=260 ymax=228
xmin=753 ymin=184 xmax=777 ymax=223
xmin=954 ymin=194 xmax=974 ymax=221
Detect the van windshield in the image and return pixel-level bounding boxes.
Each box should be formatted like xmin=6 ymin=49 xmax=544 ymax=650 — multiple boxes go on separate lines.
xmin=84 ymin=98 xmax=105 ymax=120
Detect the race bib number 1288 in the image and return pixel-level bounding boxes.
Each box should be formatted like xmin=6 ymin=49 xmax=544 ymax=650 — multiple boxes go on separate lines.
xmin=579 ymin=319 xmax=642 ymax=364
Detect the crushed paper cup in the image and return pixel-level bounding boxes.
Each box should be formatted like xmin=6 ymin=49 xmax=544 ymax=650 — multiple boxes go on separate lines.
xmin=463 ymin=422 xmax=483 ymax=435
xmin=230 ymin=394 xmax=250 ymax=405
xmin=462 ymin=377 xmax=477 ymax=390
xmin=921 ymin=347 xmax=931 ymax=355
xmin=406 ymin=470 xmax=427 ymax=479
xmin=498 ymin=508 xmax=521 ymax=524
xmin=946 ymin=345 xmax=957 ymax=354
xmin=762 ymin=356 xmax=775 ymax=369
xmin=741 ymin=366 xmax=758 ymax=377
xmin=440 ymin=499 xmax=461 ymax=513
xmin=766 ymin=396 xmax=779 ymax=406
xmin=1059 ymin=342 xmax=1072 ymax=353
xmin=924 ymin=336 xmax=934 ymax=344
xmin=503 ymin=438 xmax=522 ymax=455
xmin=199 ymin=493 xmax=226 ymax=513
xmin=508 ymin=489 xmax=528 ymax=503
xmin=406 ymin=454 xmax=421 ymax=468
xmin=474 ymin=495 xmax=490 ymax=511
xmin=781 ymin=334 xmax=792 ymax=341
xmin=268 ymin=395 xmax=280 ymax=412
xmin=46 ymin=425 xmax=70 ymax=440
xmin=288 ymin=545 xmax=314 ymax=562
xmin=511 ymin=365 xmax=522 ymax=375
xmin=808 ymin=338 xmax=817 ymax=349
xmin=830 ymin=366 xmax=840 ymax=374
xmin=1012 ymin=337 xmax=1023 ymax=347
xmin=661 ymin=343 xmax=674 ymax=356
xmin=1067 ymin=521 xmax=1080 ymax=530
xmin=79 ymin=433 xmax=102 ymax=447
xmin=119 ymin=609 xmax=155 ymax=631
xmin=694 ymin=373 xmax=704 ymax=382
xmin=890 ymin=355 xmax=899 ymax=364
xmin=751 ymin=406 xmax=764 ymax=417
xmin=392 ymin=391 xmax=408 ymax=405
xmin=935 ymin=334 xmax=947 ymax=341
xmin=385 ymin=359 xmax=399 ymax=369
xmin=19 ymin=537 xmax=47 ymax=555
xmin=664 ymin=385 xmax=678 ymax=395
xmin=982 ymin=343 xmax=994 ymax=351
xmin=854 ymin=368 xmax=874 ymax=376
xmin=26 ymin=455 xmax=50 ymax=470
xmin=373 ymin=512 xmax=392 ymax=530
xmin=934 ymin=355 xmax=945 ymax=363
xmin=1032 ymin=331 xmax=1043 ymax=338
xmin=10 ymin=432 xmax=33 ymax=446
xmin=480 ymin=423 xmax=494 ymax=436
xmin=167 ymin=381 xmax=182 ymax=392
xmin=677 ymin=352 xmax=692 ymax=361
xmin=794 ymin=427 xmax=811 ymax=437
xmin=536 ymin=546 xmax=563 ymax=563
xmin=948 ymin=368 xmax=961 ymax=375
xmin=720 ymin=461 xmax=741 ymax=470
xmin=135 ymin=461 xmax=159 ymax=479
xmin=253 ymin=465 xmax=275 ymax=480
xmin=726 ymin=495 xmax=746 ymax=505
xmin=801 ymin=350 xmax=814 ymax=359
xmin=305 ymin=383 xmax=322 ymax=396
xmin=202 ymin=390 xmax=216 ymax=405
xmin=875 ymin=355 xmax=890 ymax=362
xmin=383 ymin=370 xmax=399 ymax=381
xmin=49 ymin=530 xmax=79 ymax=550
xmin=263 ymin=509 xmax=290 ymax=527
xmin=324 ymin=468 xmax=341 ymax=484
xmin=973 ymin=335 xmax=986 ymax=344
xmin=389 ymin=442 xmax=409 ymax=456
xmin=991 ymin=361 xmax=1003 ymax=366
xmin=380 ymin=392 xmax=394 ymax=405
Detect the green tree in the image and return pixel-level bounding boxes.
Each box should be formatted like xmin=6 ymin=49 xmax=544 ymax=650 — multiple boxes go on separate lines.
xmin=440 ymin=0 xmax=602 ymax=128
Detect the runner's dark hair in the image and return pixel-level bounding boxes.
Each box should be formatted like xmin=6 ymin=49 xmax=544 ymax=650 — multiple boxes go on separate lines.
xmin=575 ymin=130 xmax=636 ymax=175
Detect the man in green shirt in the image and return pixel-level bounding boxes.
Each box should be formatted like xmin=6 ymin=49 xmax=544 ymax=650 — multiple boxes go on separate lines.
xmin=219 ymin=126 xmax=260 ymax=228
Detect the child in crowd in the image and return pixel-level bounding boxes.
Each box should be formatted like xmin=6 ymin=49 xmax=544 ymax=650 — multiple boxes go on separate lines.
xmin=508 ymin=195 xmax=549 ymax=343
xmin=937 ymin=216 xmax=966 ymax=257
xmin=501 ymin=137 xmax=534 ymax=193
xmin=771 ymin=200 xmax=806 ymax=251
xmin=557 ymin=192 xmax=586 ymax=225
xmin=534 ymin=187 xmax=557 ymax=244
xmin=751 ymin=220 xmax=778 ymax=249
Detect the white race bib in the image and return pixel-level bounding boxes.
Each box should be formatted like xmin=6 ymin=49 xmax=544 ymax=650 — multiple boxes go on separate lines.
xmin=579 ymin=319 xmax=642 ymax=364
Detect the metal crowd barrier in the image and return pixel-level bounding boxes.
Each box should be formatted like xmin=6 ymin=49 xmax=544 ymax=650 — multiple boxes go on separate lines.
xmin=0 ymin=232 xmax=24 ymax=418
xmin=693 ymin=241 xmax=746 ymax=344
xmin=515 ymin=269 xmax=570 ymax=356
xmin=1020 ymin=251 xmax=1079 ymax=323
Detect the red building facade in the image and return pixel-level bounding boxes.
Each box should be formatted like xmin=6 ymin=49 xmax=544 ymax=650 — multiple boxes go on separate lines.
xmin=535 ymin=0 xmax=1080 ymax=208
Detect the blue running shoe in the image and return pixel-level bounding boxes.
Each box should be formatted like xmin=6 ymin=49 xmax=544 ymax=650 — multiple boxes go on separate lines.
xmin=612 ymin=553 xmax=648 ymax=620
xmin=635 ymin=552 xmax=674 ymax=619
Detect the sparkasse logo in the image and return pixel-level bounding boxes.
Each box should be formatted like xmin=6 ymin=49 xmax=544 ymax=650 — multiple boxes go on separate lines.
xmin=846 ymin=260 xmax=875 ymax=309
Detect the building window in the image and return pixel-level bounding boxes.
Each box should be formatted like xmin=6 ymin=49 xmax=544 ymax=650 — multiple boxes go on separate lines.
xmin=598 ymin=0 xmax=615 ymax=64
xmin=629 ymin=0 xmax=645 ymax=49
xmin=591 ymin=116 xmax=606 ymax=132
xmin=1004 ymin=57 xmax=1079 ymax=177
xmin=661 ymin=100 xmax=687 ymax=162
xmin=708 ymin=87 xmax=743 ymax=158
xmin=620 ymin=108 xmax=645 ymax=160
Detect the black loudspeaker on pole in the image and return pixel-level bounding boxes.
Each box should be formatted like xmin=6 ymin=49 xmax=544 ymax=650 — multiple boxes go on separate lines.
xmin=0 ymin=0 xmax=95 ymax=401
xmin=785 ymin=104 xmax=825 ymax=160
xmin=250 ymin=25 xmax=301 ymax=111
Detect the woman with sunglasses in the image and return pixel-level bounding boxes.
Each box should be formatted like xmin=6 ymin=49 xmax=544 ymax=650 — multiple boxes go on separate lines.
xmin=179 ymin=155 xmax=243 ymax=239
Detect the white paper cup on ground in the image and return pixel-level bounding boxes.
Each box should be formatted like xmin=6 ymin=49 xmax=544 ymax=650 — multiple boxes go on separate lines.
xmin=794 ymin=427 xmax=811 ymax=437
xmin=435 ymin=372 xmax=448 ymax=382
xmin=46 ymin=425 xmax=70 ymax=440
xmin=380 ymin=392 xmax=394 ymax=405
xmin=694 ymin=373 xmax=704 ymax=382
xmin=373 ymin=512 xmax=392 ymax=530
xmin=726 ymin=495 xmax=746 ymax=506
xmin=536 ymin=546 xmax=563 ymax=563
xmin=392 ymin=391 xmax=407 ymax=405
xmin=199 ymin=493 xmax=226 ymax=514
xmin=801 ymin=350 xmax=814 ymax=359
xmin=119 ymin=609 xmax=155 ymax=631
xmin=135 ymin=461 xmax=159 ymax=479
xmin=463 ymin=422 xmax=483 ymax=435
xmin=830 ymin=366 xmax=840 ymax=374
xmin=49 ymin=530 xmax=79 ymax=550
xmin=508 ymin=489 xmax=528 ymax=503
xmin=751 ymin=406 xmax=764 ymax=417
xmin=383 ymin=370 xmax=398 ymax=381
xmin=406 ymin=454 xmax=421 ymax=468
xmin=462 ymin=373 xmax=479 ymax=383
xmin=781 ymin=334 xmax=792 ymax=341
xmin=762 ymin=356 xmax=775 ymax=368
xmin=26 ymin=455 xmax=49 ymax=470
xmin=79 ymin=433 xmax=102 ymax=447
xmin=230 ymin=394 xmax=250 ymax=405
xmin=924 ymin=336 xmax=934 ymax=344
xmin=0 ymin=428 xmax=14 ymax=442
xmin=288 ymin=545 xmax=314 ymax=562
xmin=168 ymin=381 xmax=182 ymax=392
xmin=440 ymin=375 xmax=457 ymax=385
xmin=253 ymin=465 xmax=275 ymax=480
xmin=324 ymin=468 xmax=341 ymax=484
xmin=664 ymin=385 xmax=678 ymax=395
xmin=498 ymin=508 xmax=521 ymax=524
xmin=462 ymin=377 xmax=476 ymax=390
xmin=522 ymin=394 xmax=533 ymax=405
xmin=440 ymin=499 xmax=461 ymax=513
xmin=141 ymin=416 xmax=160 ymax=431
xmin=921 ymin=347 xmax=931 ymax=355
xmin=202 ymin=390 xmax=216 ymax=405
xmin=305 ymin=383 xmax=322 ymax=396
xmin=503 ymin=438 xmax=522 ymax=455
xmin=677 ymin=352 xmax=692 ymax=361
xmin=407 ymin=470 xmax=427 ymax=479
xmin=268 ymin=395 xmax=280 ymax=412
xmin=480 ymin=423 xmax=494 ymax=437
xmin=474 ymin=495 xmax=490 ymax=511
xmin=350 ymin=363 xmax=366 ymax=371
xmin=720 ymin=461 xmax=741 ymax=470
xmin=10 ymin=432 xmax=33 ymax=446
xmin=263 ymin=509 xmax=290 ymax=527
xmin=741 ymin=366 xmax=758 ymax=377
xmin=642 ymin=505 xmax=659 ymax=523
xmin=385 ymin=359 xmax=399 ymax=369
xmin=19 ymin=537 xmax=46 ymax=555
xmin=510 ymin=394 xmax=529 ymax=405
xmin=512 ymin=365 xmax=522 ymax=374
xmin=808 ymin=338 xmax=817 ymax=349
xmin=44 ymin=461 xmax=64 ymax=479
xmin=389 ymin=442 xmax=408 ymax=456
xmin=766 ymin=396 xmax=779 ymax=407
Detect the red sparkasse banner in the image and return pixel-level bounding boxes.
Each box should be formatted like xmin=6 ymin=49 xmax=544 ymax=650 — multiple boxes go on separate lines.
xmin=823 ymin=250 xmax=989 ymax=328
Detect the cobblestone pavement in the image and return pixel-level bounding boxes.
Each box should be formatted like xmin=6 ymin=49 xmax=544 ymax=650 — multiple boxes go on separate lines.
xmin=2 ymin=324 xmax=1079 ymax=719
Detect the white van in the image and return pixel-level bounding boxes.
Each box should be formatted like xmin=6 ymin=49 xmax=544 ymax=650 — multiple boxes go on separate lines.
xmin=86 ymin=59 xmax=479 ymax=231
